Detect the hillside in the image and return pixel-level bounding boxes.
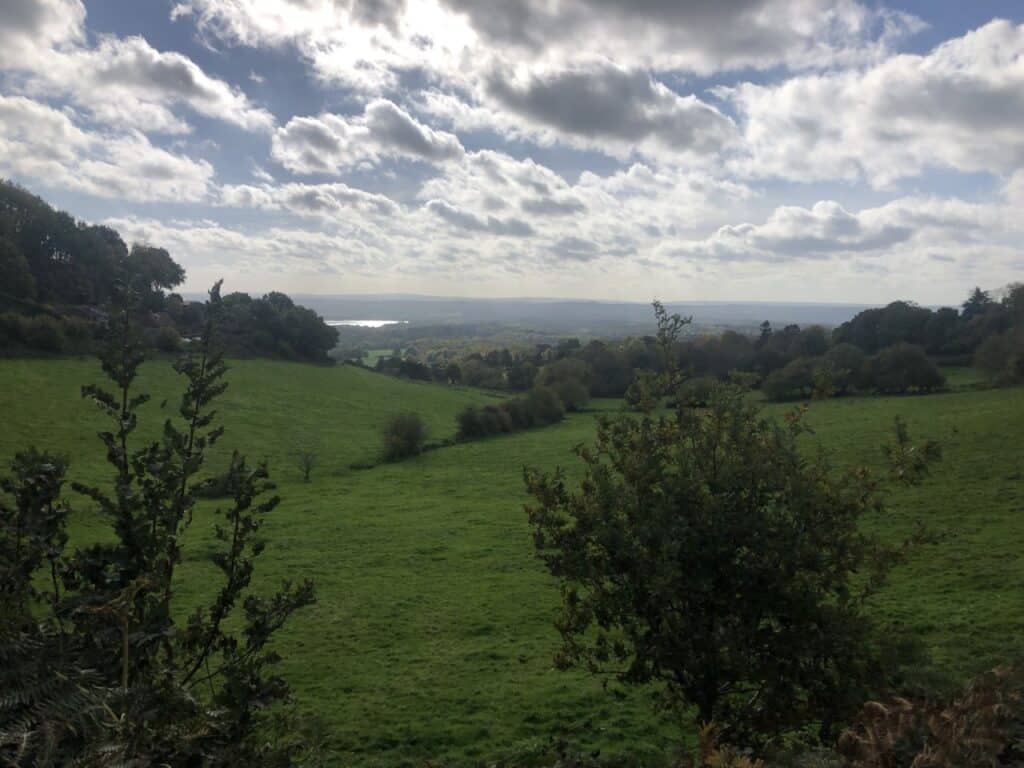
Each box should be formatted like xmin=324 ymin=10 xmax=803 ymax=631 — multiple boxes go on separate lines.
xmin=1 ymin=356 xmax=1022 ymax=764
xmin=0 ymin=359 xmax=498 ymax=495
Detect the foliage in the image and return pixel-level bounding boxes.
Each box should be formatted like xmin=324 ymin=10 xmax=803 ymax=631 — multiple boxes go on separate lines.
xmin=150 ymin=324 xmax=183 ymax=353
xmin=382 ymin=412 xmax=428 ymax=461
xmin=974 ymin=326 xmax=1024 ymax=383
xmin=762 ymin=357 xmax=817 ymax=401
xmin=525 ymin=384 xmax=935 ymax=746
xmin=0 ymin=237 xmax=35 ymax=300
xmin=838 ymin=664 xmax=1024 ymax=767
xmin=676 ymin=375 xmax=718 ymax=408
xmin=536 ymin=358 xmax=592 ymax=412
xmin=215 ymin=291 xmax=339 ymax=363
xmin=0 ymin=284 xmax=316 ymax=766
xmin=20 ymin=316 xmax=65 ymax=353
xmin=0 ymin=353 xmax=1022 ymax=765
xmin=882 ymin=417 xmax=943 ymax=486
xmin=294 ymin=447 xmax=319 ymax=481
xmin=821 ymin=343 xmax=867 ymax=395
xmin=863 ymin=344 xmax=945 ymax=394
xmin=0 ymin=180 xmax=124 ymax=305
xmin=456 ymin=386 xmax=565 ymax=441
xmin=523 ymin=305 xmax=942 ymax=748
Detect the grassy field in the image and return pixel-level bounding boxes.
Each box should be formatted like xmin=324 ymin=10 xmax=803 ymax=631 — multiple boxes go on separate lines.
xmin=1 ymin=358 xmax=1023 ymax=765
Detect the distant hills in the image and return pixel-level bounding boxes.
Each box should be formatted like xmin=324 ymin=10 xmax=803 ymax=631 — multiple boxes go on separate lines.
xmin=272 ymin=294 xmax=882 ymax=334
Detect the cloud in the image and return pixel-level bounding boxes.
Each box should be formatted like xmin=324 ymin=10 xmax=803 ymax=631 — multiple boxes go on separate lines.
xmin=0 ymin=0 xmax=85 ymax=66
xmin=2 ymin=0 xmax=271 ymax=134
xmin=426 ymin=199 xmax=535 ymax=237
xmin=476 ymin=64 xmax=737 ymax=160
xmin=725 ymin=20 xmax=1024 ymax=185
xmin=670 ymin=197 xmax=1008 ymax=263
xmin=1005 ymin=170 xmax=1024 ymax=207
xmin=176 ymin=0 xmax=920 ymax=85
xmin=219 ymin=181 xmax=400 ymax=216
xmin=0 ymin=94 xmax=214 ymax=202
xmin=272 ymin=99 xmax=463 ymax=173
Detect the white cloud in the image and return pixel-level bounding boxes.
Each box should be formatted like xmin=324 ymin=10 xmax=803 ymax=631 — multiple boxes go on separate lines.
xmin=668 ymin=197 xmax=1011 ymax=263
xmin=219 ymin=181 xmax=400 ymax=216
xmin=0 ymin=95 xmax=214 ymax=202
xmin=0 ymin=0 xmax=85 ymax=67
xmin=175 ymin=0 xmax=920 ymax=85
xmin=726 ymin=19 xmax=1024 ymax=185
xmin=2 ymin=0 xmax=272 ymax=134
xmin=421 ymin=63 xmax=738 ymax=162
xmin=271 ymin=99 xmax=463 ymax=173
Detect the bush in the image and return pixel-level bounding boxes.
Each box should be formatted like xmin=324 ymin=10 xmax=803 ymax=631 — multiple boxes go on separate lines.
xmin=0 ymin=312 xmax=25 ymax=347
xmin=676 ymin=376 xmax=717 ymax=408
xmin=975 ymin=328 xmax=1024 ymax=383
xmin=21 ymin=315 xmax=65 ymax=352
xmin=524 ymin=385 xmax=936 ymax=743
xmin=549 ymin=378 xmax=590 ymax=411
xmin=151 ymin=325 xmax=183 ymax=353
xmin=822 ymin=342 xmax=867 ymax=394
xmin=865 ymin=343 xmax=945 ymax=394
xmin=537 ymin=358 xmax=591 ymax=411
xmin=456 ymin=387 xmax=565 ymax=442
xmin=456 ymin=406 xmax=487 ymax=440
xmin=762 ymin=357 xmax=816 ymax=401
xmin=524 ymin=386 xmax=565 ymax=425
xmin=382 ymin=412 xmax=428 ymax=461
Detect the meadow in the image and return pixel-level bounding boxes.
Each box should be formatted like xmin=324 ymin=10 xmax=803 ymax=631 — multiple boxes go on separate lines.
xmin=1 ymin=358 xmax=1022 ymax=765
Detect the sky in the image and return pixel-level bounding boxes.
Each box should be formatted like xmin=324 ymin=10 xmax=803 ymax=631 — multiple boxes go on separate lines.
xmin=1 ymin=0 xmax=1022 ymax=304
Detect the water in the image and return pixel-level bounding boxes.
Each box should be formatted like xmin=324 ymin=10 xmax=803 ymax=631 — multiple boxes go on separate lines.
xmin=326 ymin=319 xmax=408 ymax=328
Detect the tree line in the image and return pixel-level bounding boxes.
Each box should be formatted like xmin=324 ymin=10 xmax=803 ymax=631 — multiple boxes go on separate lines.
xmin=0 ymin=180 xmax=338 ymax=363
xmin=372 ymin=284 xmax=1023 ymax=403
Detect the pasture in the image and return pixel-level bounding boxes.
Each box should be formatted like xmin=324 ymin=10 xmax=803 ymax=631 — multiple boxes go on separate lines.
xmin=1 ymin=358 xmax=1022 ymax=765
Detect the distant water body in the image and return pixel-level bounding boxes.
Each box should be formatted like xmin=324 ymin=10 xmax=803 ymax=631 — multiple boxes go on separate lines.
xmin=326 ymin=319 xmax=408 ymax=328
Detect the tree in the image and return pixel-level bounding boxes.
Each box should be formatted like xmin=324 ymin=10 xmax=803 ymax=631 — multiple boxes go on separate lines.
xmin=822 ymin=342 xmax=867 ymax=395
xmin=864 ymin=343 xmax=945 ymax=394
xmin=445 ymin=362 xmax=462 ymax=385
xmin=537 ymin=358 xmax=592 ymax=411
xmin=294 ymin=447 xmax=318 ymax=481
xmin=962 ymin=286 xmax=993 ymax=321
xmin=382 ymin=413 xmax=428 ymax=461
xmin=523 ymin=306 xmax=935 ymax=747
xmin=0 ymin=283 xmax=316 ymax=765
xmin=0 ymin=237 xmax=35 ymax=299
xmin=124 ymin=244 xmax=185 ymax=294
xmin=761 ymin=356 xmax=816 ymax=401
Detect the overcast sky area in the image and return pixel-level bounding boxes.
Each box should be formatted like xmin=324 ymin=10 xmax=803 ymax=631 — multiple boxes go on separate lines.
xmin=1 ymin=0 xmax=1022 ymax=303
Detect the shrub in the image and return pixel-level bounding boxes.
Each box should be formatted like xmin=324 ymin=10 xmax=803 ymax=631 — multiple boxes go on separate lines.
xmin=382 ymin=412 xmax=428 ymax=461
xmin=838 ymin=664 xmax=1024 ymax=767
xmin=0 ymin=312 xmax=25 ymax=347
xmin=525 ymin=385 xmax=937 ymax=745
xmin=865 ymin=343 xmax=945 ymax=394
xmin=762 ymin=357 xmax=816 ymax=401
xmin=975 ymin=328 xmax=1024 ymax=383
xmin=676 ymin=376 xmax=717 ymax=408
xmin=524 ymin=386 xmax=565 ymax=425
xmin=151 ymin=325 xmax=183 ymax=353
xmin=549 ymin=378 xmax=590 ymax=411
xmin=822 ymin=342 xmax=867 ymax=394
xmin=537 ymin=358 xmax=591 ymax=411
xmin=456 ymin=406 xmax=486 ymax=440
xmin=293 ymin=447 xmax=318 ymax=481
xmin=456 ymin=387 xmax=565 ymax=442
xmin=21 ymin=315 xmax=65 ymax=352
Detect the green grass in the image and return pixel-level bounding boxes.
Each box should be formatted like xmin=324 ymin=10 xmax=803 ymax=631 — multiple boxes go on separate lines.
xmin=1 ymin=358 xmax=1023 ymax=765
xmin=940 ymin=365 xmax=990 ymax=390
xmin=365 ymin=348 xmax=400 ymax=367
